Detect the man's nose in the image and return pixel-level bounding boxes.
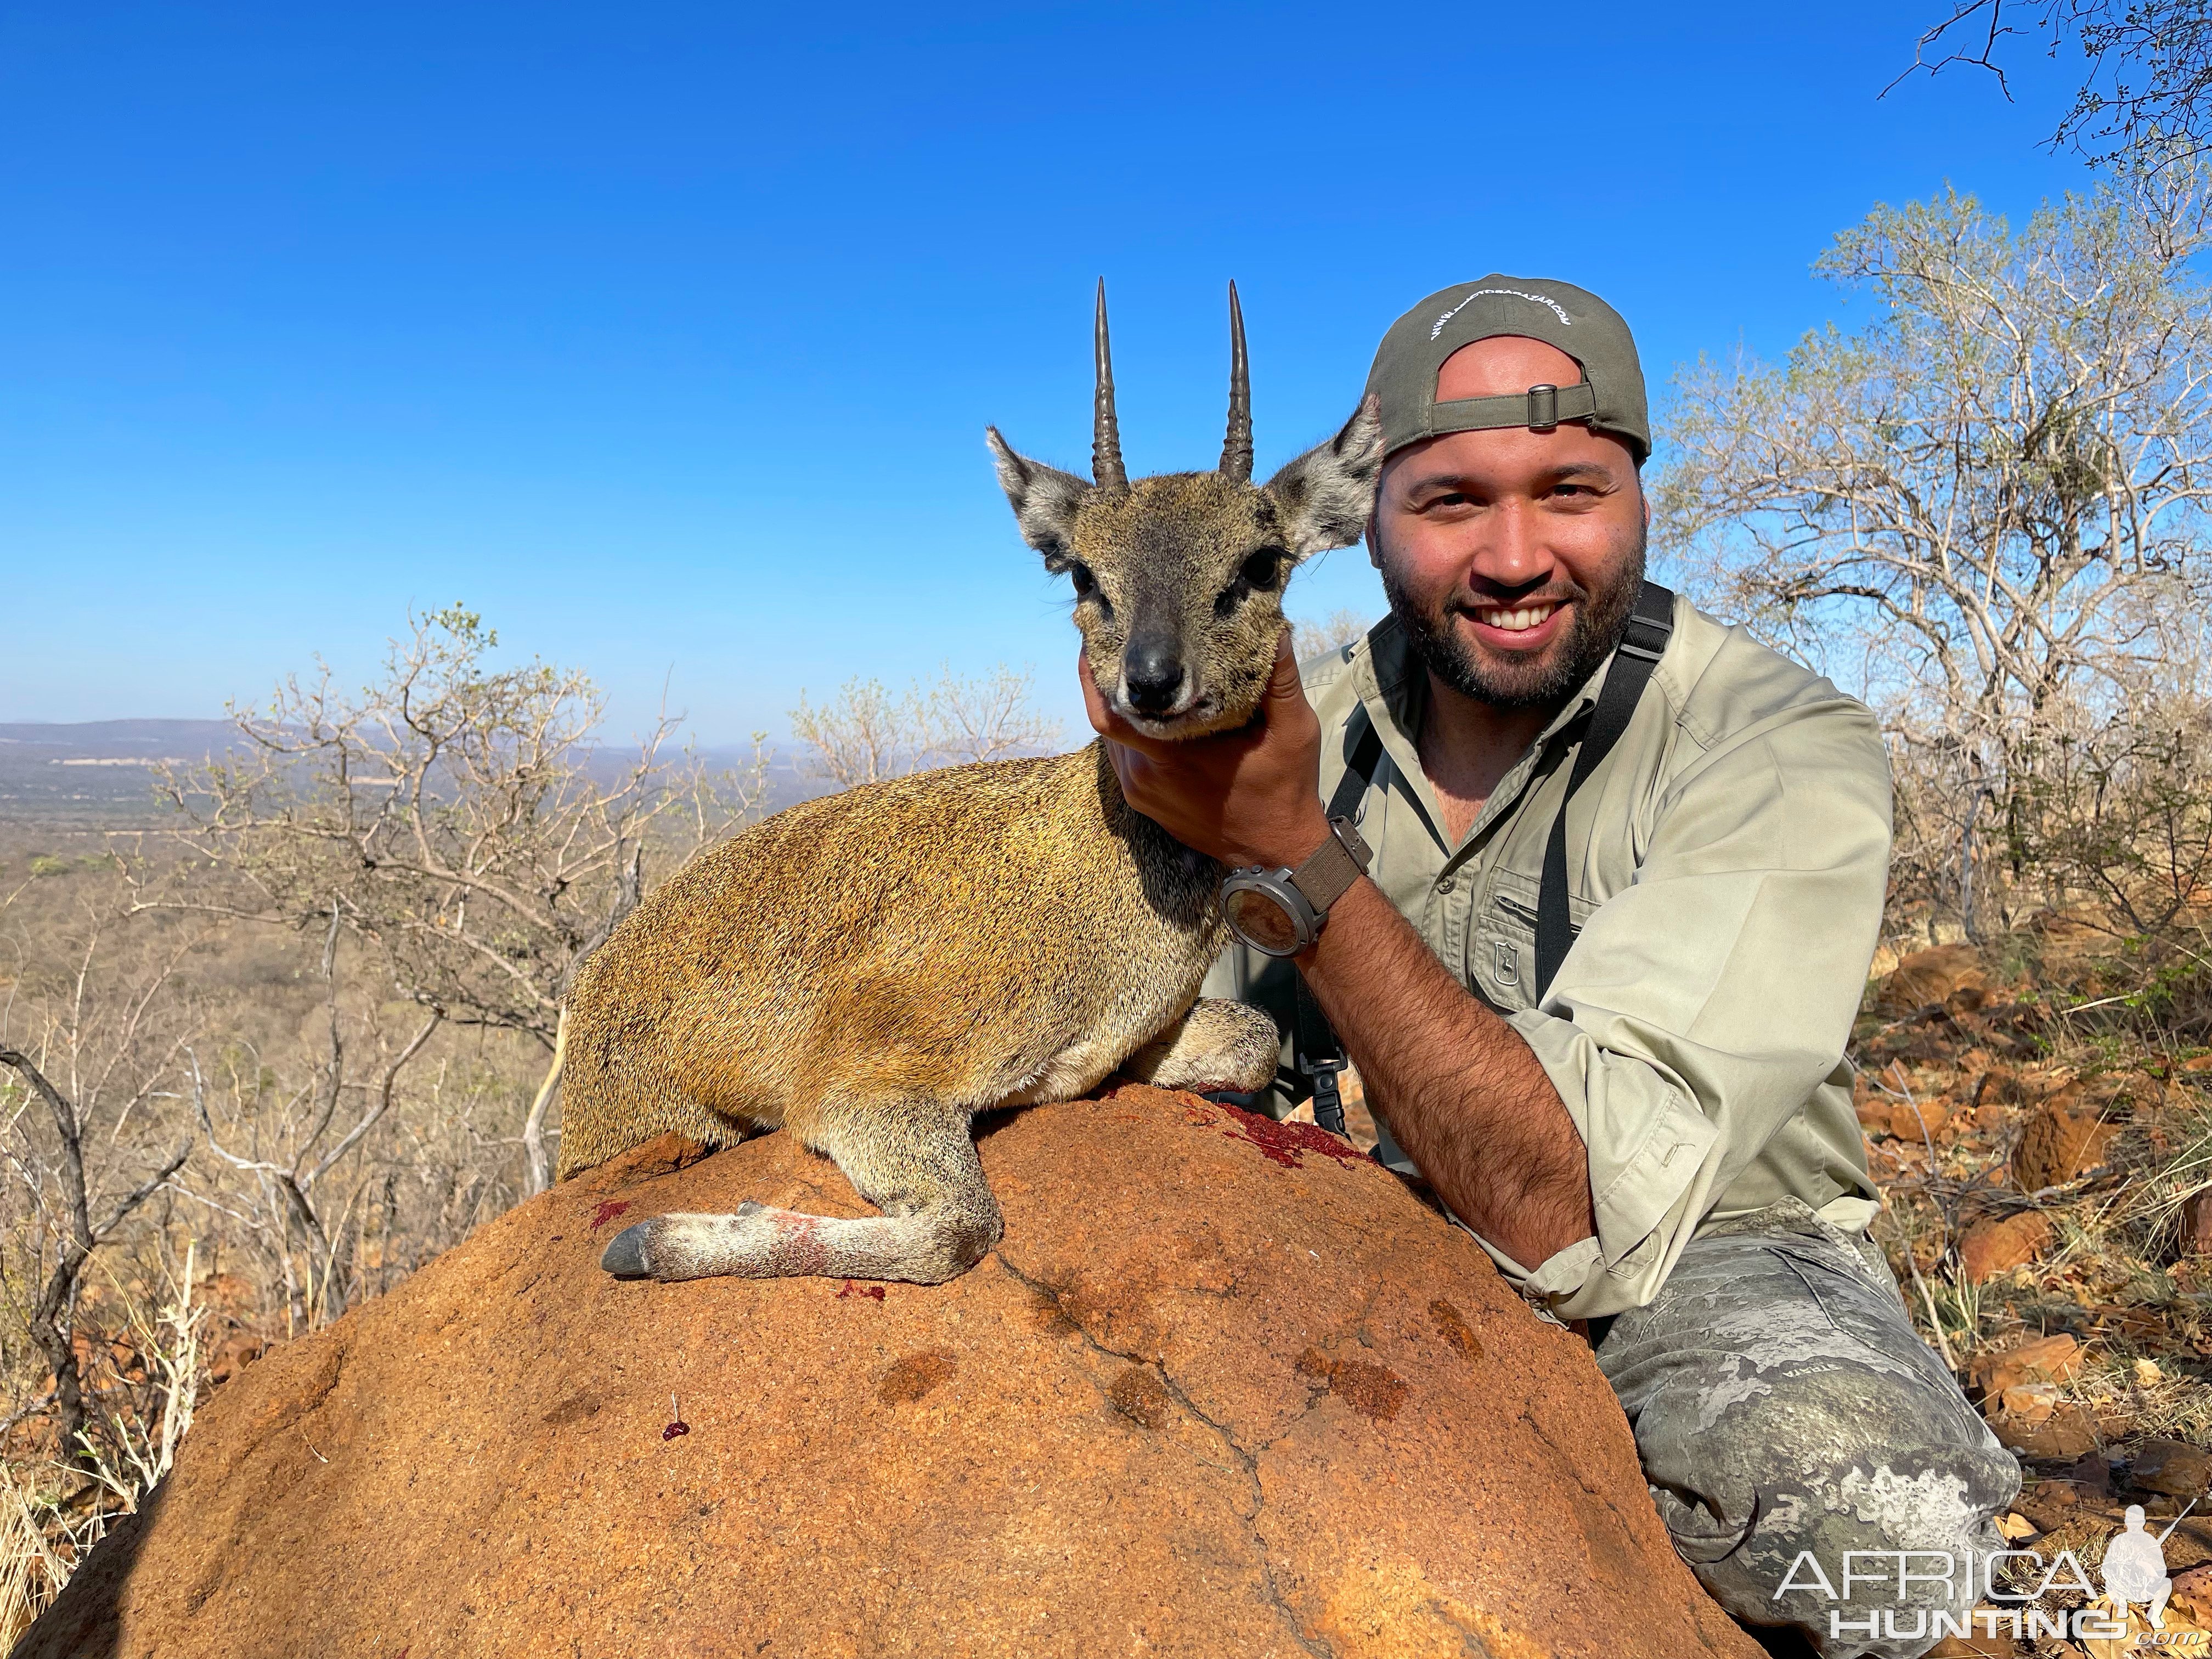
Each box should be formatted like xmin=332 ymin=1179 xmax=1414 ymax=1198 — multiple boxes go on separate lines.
xmin=1122 ymin=635 xmax=1186 ymax=715
xmin=1467 ymin=499 xmax=1552 ymax=591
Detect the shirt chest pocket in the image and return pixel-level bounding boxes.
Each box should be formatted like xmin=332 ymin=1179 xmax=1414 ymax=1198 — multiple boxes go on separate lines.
xmin=1472 ymin=867 xmax=1596 ymax=1013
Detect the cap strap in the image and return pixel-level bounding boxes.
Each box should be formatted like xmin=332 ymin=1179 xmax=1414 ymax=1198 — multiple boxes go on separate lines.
xmin=1429 ymin=380 xmax=1599 ymax=439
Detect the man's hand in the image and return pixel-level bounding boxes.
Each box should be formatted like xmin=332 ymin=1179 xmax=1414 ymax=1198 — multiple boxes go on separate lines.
xmin=1084 ymin=628 xmax=1596 ymax=1272
xmin=1081 ymin=630 xmax=1333 ymax=870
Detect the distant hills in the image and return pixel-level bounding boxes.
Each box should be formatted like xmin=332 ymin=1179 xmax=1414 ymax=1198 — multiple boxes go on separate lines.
xmin=0 ymin=720 xmax=817 ymax=831
xmin=0 ymin=721 xmax=247 ymax=828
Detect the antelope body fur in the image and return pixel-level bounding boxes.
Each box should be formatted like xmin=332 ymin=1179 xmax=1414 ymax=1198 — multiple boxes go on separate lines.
xmin=558 ymin=283 xmax=1383 ymax=1285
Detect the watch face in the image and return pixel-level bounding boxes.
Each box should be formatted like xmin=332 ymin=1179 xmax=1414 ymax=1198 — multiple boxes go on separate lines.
xmin=1225 ymin=882 xmax=1305 ymax=957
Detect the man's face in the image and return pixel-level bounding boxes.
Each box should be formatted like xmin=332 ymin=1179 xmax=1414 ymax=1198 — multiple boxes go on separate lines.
xmin=1370 ymin=335 xmax=1647 ymax=711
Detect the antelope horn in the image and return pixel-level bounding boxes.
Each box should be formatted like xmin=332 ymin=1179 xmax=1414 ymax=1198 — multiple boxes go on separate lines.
xmin=1220 ymin=279 xmax=1252 ymax=483
xmin=1092 ymin=278 xmax=1128 ymax=494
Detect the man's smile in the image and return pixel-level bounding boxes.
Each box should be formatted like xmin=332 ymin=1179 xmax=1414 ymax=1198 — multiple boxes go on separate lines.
xmin=1463 ymin=597 xmax=1570 ymax=651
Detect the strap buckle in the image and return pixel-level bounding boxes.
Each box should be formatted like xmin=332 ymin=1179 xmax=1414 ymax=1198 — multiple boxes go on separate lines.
xmin=1526 ymin=383 xmax=1559 ymax=432
xmin=1615 ymin=633 xmax=1668 ymax=663
xmin=1297 ymin=1052 xmax=1349 ymax=1137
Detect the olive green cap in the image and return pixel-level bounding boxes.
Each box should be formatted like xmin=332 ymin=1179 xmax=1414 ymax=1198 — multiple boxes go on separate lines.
xmin=1364 ymin=276 xmax=1650 ymax=464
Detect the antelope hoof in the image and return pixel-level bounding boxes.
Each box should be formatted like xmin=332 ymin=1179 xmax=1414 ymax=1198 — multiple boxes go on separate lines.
xmin=602 ymin=1221 xmax=657 ymax=1279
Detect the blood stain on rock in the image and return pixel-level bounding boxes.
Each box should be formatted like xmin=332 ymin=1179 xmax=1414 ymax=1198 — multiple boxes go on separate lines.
xmin=876 ymin=1349 xmax=957 ymax=1405
xmin=1215 ymin=1104 xmax=1364 ymax=1170
xmin=1429 ymin=1299 xmax=1484 ymax=1359
xmin=1107 ymin=1364 xmax=1172 ymax=1430
xmin=586 ymin=1200 xmax=631 ymax=1231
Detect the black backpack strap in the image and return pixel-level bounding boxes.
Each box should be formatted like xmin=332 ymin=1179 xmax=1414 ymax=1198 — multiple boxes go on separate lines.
xmin=1289 ymin=708 xmax=1383 ymax=1135
xmin=1533 ymin=582 xmax=1675 ymax=1001
xmin=1325 ymin=707 xmax=1385 ymax=826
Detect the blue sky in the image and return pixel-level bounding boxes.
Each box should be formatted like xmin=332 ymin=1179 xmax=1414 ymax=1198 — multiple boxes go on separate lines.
xmin=2 ymin=1 xmax=2096 ymax=745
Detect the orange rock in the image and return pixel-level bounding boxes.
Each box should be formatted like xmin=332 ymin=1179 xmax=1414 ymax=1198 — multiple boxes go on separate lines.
xmin=2012 ymin=1090 xmax=2119 ymax=1190
xmin=1997 ymin=1383 xmax=2059 ymax=1423
xmin=2183 ymin=1190 xmax=2212 ymax=1257
xmin=1971 ymin=1333 xmax=2084 ymax=1398
xmin=2129 ymin=1438 xmax=2212 ymax=1497
xmin=1877 ymin=944 xmax=1989 ymax=1015
xmin=1990 ymin=1404 xmax=2100 ymax=1460
xmin=1973 ymin=1068 xmax=2038 ymax=1108
xmin=1854 ymin=1095 xmax=1950 ymax=1143
xmin=18 ymin=1090 xmax=1760 ymax=1659
xmin=1957 ymin=1212 xmax=2052 ymax=1283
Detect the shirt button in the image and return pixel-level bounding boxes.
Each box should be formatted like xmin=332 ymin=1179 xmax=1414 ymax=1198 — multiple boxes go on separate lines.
xmin=1435 ymin=875 xmax=1456 ymax=895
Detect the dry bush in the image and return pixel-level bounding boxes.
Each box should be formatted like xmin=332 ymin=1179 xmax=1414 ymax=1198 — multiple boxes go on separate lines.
xmin=0 ymin=608 xmax=795 ymax=1618
xmin=1660 ymin=168 xmax=2212 ymax=996
xmin=788 ymin=663 xmax=1064 ymax=787
xmin=1292 ymin=609 xmax=1372 ymax=659
xmin=134 ymin=606 xmax=769 ymax=1193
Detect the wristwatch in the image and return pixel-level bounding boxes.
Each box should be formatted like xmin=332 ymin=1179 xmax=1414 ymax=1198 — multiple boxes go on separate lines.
xmin=1220 ymin=816 xmax=1373 ymax=957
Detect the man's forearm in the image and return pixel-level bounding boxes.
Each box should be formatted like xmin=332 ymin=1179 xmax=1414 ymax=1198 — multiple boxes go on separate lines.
xmin=1301 ymin=877 xmax=1596 ymax=1272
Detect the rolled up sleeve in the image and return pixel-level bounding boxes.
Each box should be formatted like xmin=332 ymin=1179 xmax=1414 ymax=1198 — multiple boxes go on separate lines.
xmin=1471 ymin=698 xmax=1892 ymax=1320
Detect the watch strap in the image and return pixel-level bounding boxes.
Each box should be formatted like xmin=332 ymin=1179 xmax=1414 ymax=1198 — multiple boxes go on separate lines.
xmin=1289 ymin=816 xmax=1371 ymax=916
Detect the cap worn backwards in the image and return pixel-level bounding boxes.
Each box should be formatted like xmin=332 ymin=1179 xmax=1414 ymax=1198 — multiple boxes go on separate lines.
xmin=1363 ymin=276 xmax=1650 ymax=464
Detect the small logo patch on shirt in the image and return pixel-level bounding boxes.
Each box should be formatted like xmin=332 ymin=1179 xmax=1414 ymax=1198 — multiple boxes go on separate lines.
xmin=1494 ymin=941 xmax=1519 ymax=986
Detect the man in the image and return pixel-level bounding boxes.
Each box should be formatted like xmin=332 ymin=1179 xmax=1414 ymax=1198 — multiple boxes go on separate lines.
xmin=1082 ymin=278 xmax=2019 ymax=1659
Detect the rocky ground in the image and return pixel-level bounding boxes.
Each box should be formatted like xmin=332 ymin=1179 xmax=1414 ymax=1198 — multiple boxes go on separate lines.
xmin=1846 ymin=924 xmax=2212 ymax=1656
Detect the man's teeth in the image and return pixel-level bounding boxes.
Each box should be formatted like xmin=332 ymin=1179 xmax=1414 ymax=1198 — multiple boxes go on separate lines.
xmin=1476 ymin=603 xmax=1558 ymax=633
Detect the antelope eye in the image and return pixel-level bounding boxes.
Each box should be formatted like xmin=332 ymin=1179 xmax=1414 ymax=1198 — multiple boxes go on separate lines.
xmin=1240 ymin=548 xmax=1285 ymax=589
xmin=1068 ymin=561 xmax=1096 ymax=597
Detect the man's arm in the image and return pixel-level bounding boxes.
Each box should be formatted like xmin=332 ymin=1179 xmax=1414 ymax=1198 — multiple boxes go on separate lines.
xmin=1299 ymin=880 xmax=1596 ymax=1270
xmin=1083 ymin=634 xmax=1595 ymax=1273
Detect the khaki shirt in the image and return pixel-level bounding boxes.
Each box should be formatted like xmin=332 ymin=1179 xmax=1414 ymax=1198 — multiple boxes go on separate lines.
xmin=1202 ymin=595 xmax=1886 ymax=1320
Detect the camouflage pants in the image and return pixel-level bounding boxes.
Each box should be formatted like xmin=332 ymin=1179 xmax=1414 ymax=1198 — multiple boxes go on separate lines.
xmin=1592 ymin=1199 xmax=2021 ymax=1659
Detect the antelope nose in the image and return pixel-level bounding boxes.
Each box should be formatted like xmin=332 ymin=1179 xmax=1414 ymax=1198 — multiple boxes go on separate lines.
xmin=1122 ymin=639 xmax=1186 ymax=715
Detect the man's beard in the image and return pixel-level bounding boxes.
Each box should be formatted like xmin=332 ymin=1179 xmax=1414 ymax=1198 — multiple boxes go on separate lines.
xmin=1378 ymin=523 xmax=1647 ymax=713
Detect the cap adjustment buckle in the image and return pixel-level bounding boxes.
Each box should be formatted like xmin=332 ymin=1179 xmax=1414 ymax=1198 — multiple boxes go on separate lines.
xmin=1526 ymin=383 xmax=1559 ymax=432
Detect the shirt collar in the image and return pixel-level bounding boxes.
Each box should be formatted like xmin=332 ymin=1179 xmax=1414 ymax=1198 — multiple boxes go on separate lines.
xmin=1352 ymin=612 xmax=1617 ymax=856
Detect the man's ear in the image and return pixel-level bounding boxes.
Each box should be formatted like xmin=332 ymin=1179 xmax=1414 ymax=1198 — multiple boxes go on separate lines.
xmin=1263 ymin=395 xmax=1384 ymax=559
xmin=986 ymin=427 xmax=1090 ymax=569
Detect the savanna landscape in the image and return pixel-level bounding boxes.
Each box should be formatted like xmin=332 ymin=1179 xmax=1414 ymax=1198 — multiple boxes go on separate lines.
xmin=22 ymin=4 xmax=2212 ymax=1655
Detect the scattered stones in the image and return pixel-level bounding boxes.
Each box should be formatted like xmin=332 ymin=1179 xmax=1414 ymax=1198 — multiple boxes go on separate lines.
xmin=1999 ymin=1383 xmax=2062 ymax=1423
xmin=1877 ymin=944 xmax=1989 ymax=1015
xmin=2129 ymin=1438 xmax=2212 ymax=1497
xmin=1973 ymin=1066 xmax=2039 ymax=1108
xmin=1971 ymin=1333 xmax=2084 ymax=1399
xmin=1957 ymin=1212 xmax=2051 ymax=1282
xmin=1854 ymin=1093 xmax=1953 ymax=1143
xmin=1990 ymin=1404 xmax=2100 ymax=1461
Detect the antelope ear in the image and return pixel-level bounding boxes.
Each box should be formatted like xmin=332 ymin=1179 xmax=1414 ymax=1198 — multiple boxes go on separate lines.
xmin=986 ymin=427 xmax=1090 ymax=570
xmin=1264 ymin=396 xmax=1384 ymax=558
